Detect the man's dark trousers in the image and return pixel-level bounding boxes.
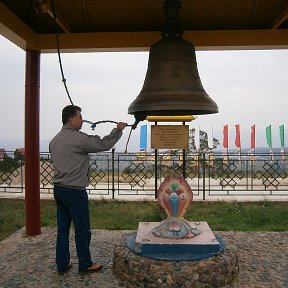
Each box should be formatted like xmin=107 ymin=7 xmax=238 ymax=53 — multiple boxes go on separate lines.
xmin=54 ymin=185 xmax=93 ymax=272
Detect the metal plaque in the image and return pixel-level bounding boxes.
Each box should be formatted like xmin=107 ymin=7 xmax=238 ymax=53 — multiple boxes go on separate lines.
xmin=151 ymin=125 xmax=189 ymax=149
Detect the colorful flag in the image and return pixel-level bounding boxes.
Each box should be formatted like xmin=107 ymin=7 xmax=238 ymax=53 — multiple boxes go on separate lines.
xmin=279 ymin=124 xmax=285 ymax=148
xmin=251 ymin=125 xmax=256 ymax=149
xmin=265 ymin=125 xmax=272 ymax=148
xmin=223 ymin=125 xmax=228 ymax=148
xmin=140 ymin=125 xmax=147 ymax=150
xmin=235 ymin=124 xmax=241 ymax=148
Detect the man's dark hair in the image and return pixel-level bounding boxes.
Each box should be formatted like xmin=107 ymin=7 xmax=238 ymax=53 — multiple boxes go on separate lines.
xmin=62 ymin=105 xmax=82 ymax=125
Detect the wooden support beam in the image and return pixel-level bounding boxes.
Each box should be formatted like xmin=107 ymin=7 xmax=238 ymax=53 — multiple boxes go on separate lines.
xmin=1 ymin=0 xmax=288 ymax=53
xmin=0 ymin=3 xmax=37 ymax=50
xmin=35 ymin=0 xmax=71 ymax=33
xmin=271 ymin=7 xmax=288 ymax=30
xmin=36 ymin=29 xmax=288 ymax=53
xmin=46 ymin=9 xmax=71 ymax=33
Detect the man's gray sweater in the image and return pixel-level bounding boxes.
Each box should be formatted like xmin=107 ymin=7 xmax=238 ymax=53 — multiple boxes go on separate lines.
xmin=49 ymin=125 xmax=123 ymax=189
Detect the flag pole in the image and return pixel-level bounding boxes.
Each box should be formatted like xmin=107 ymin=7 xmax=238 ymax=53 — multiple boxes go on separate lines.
xmin=282 ymin=124 xmax=286 ymax=163
xmin=251 ymin=125 xmax=256 ymax=175
xmin=283 ymin=132 xmax=286 ymax=162
xmin=238 ymin=124 xmax=241 ymax=159
xmin=254 ymin=125 xmax=256 ymax=154
xmin=253 ymin=125 xmax=256 ymax=172
xmin=199 ymin=124 xmax=201 ymax=153
xmin=212 ymin=125 xmax=214 ymax=151
xmin=226 ymin=125 xmax=228 ymax=161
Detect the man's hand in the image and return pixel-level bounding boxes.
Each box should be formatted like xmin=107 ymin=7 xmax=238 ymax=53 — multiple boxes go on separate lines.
xmin=117 ymin=122 xmax=128 ymax=130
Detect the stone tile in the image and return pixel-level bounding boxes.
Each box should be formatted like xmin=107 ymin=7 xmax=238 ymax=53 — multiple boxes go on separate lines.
xmin=0 ymin=228 xmax=287 ymax=287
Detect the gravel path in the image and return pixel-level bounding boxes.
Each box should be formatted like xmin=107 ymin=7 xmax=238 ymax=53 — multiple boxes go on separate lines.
xmin=0 ymin=228 xmax=287 ymax=287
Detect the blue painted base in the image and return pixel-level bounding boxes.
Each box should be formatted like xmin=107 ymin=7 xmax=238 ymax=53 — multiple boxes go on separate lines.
xmin=126 ymin=232 xmax=225 ymax=261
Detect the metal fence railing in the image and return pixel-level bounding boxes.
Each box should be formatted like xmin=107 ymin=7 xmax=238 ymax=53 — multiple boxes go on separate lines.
xmin=1 ymin=150 xmax=288 ymax=199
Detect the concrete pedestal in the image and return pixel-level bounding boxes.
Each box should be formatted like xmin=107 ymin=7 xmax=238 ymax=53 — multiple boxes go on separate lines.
xmin=113 ymin=232 xmax=238 ymax=288
xmin=113 ymin=222 xmax=238 ymax=287
xmin=132 ymin=221 xmax=222 ymax=261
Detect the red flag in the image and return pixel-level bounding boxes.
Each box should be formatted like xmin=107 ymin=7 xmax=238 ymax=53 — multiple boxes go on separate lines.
xmin=251 ymin=125 xmax=256 ymax=148
xmin=223 ymin=125 xmax=228 ymax=148
xmin=235 ymin=124 xmax=241 ymax=148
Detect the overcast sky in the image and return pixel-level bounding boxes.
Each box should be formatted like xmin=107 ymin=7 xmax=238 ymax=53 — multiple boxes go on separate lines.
xmin=1 ymin=35 xmax=288 ymax=151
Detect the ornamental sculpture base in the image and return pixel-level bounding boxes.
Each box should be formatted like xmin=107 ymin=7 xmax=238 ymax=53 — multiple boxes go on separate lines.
xmin=113 ymin=176 xmax=238 ymax=287
xmin=113 ymin=232 xmax=238 ymax=288
xmin=132 ymin=221 xmax=222 ymax=261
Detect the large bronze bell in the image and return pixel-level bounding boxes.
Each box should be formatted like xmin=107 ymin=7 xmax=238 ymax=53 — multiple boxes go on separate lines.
xmin=128 ymin=35 xmax=218 ymax=118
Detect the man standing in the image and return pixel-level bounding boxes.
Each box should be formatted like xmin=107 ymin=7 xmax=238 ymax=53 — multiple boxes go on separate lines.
xmin=49 ymin=105 xmax=127 ymax=274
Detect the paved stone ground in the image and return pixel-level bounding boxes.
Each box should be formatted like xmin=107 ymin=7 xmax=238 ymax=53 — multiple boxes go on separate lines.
xmin=0 ymin=228 xmax=287 ymax=288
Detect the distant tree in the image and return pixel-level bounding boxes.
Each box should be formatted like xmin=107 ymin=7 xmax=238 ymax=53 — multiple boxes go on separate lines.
xmin=189 ymin=128 xmax=220 ymax=153
xmin=199 ymin=130 xmax=209 ymax=152
xmin=213 ymin=138 xmax=220 ymax=149
xmin=0 ymin=156 xmax=21 ymax=173
xmin=189 ymin=128 xmax=196 ymax=151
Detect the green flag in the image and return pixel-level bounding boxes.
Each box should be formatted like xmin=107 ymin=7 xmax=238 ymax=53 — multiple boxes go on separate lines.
xmin=279 ymin=124 xmax=285 ymax=148
xmin=266 ymin=125 xmax=272 ymax=148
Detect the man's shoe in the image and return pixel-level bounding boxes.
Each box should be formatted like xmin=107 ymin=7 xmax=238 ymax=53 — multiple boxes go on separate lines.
xmin=78 ymin=263 xmax=102 ymax=274
xmin=58 ymin=261 xmax=72 ymax=274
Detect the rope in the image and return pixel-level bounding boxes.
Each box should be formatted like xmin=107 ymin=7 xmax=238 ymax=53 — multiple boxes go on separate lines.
xmin=51 ymin=0 xmax=74 ymax=106
xmin=49 ymin=0 xmax=135 ymax=152
xmin=124 ymin=127 xmax=133 ymax=153
xmin=83 ymin=119 xmax=133 ymax=130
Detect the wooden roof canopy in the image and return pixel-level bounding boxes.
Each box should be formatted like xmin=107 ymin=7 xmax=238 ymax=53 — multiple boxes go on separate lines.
xmin=1 ymin=0 xmax=288 ymax=52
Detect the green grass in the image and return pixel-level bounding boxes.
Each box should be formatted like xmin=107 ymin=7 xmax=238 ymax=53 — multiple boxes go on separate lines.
xmin=0 ymin=199 xmax=25 ymax=240
xmin=185 ymin=201 xmax=288 ymax=231
xmin=0 ymin=199 xmax=287 ymax=241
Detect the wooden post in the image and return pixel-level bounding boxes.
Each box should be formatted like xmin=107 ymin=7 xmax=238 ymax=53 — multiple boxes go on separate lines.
xmin=25 ymin=50 xmax=41 ymax=236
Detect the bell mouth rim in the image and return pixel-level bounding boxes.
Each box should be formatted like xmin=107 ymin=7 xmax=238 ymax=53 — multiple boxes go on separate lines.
xmin=128 ymin=109 xmax=219 ymax=116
